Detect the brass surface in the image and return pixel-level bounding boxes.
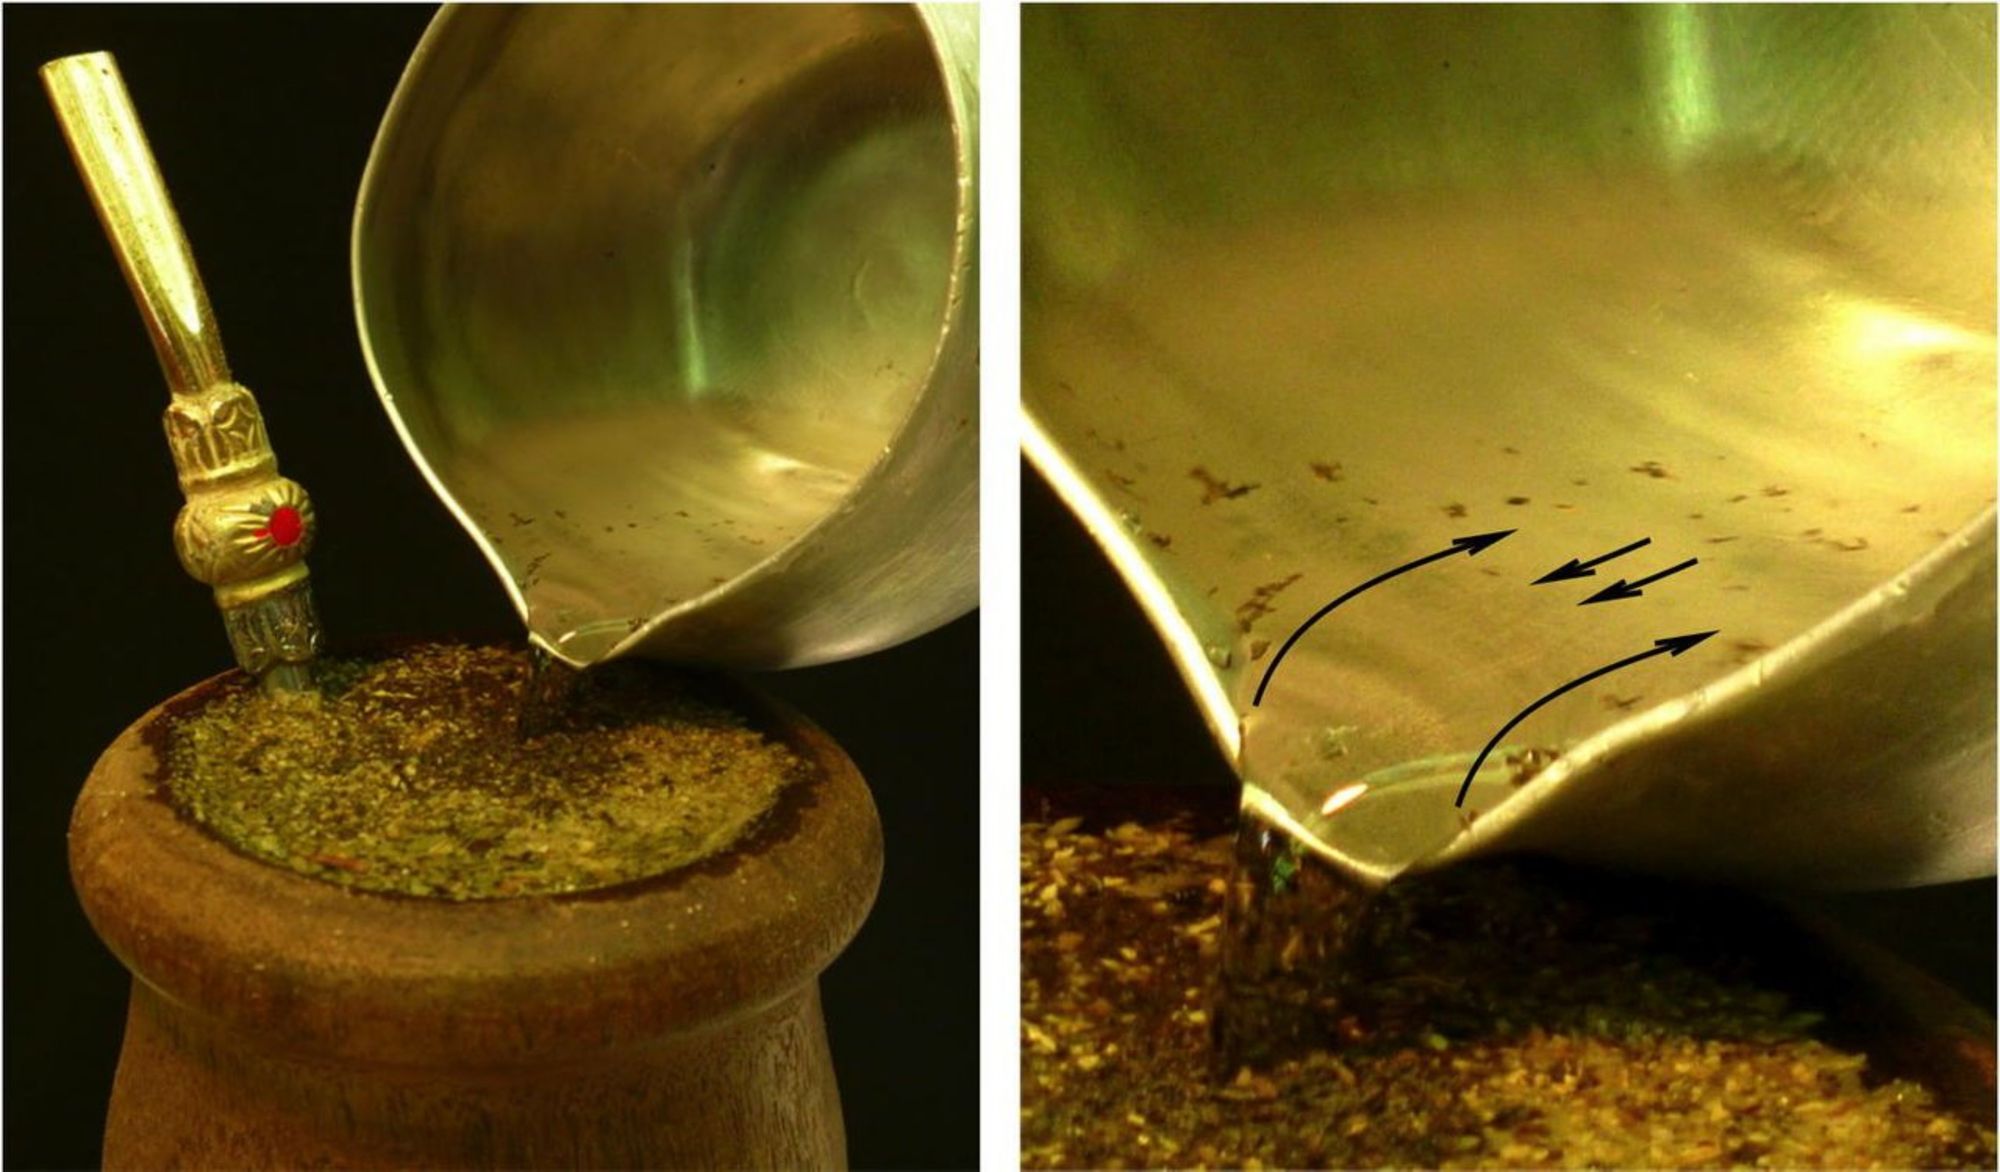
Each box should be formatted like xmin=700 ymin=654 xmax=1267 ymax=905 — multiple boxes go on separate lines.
xmin=354 ymin=4 xmax=978 ymax=669
xmin=43 ymin=53 xmax=321 ymax=690
xmin=1024 ymin=5 xmax=1995 ymax=889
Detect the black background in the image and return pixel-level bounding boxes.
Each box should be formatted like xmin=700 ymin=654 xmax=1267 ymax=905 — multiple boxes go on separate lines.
xmin=4 ymin=7 xmax=974 ymax=1169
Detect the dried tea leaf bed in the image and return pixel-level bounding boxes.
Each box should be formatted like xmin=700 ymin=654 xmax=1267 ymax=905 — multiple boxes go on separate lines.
xmin=159 ymin=644 xmax=806 ymax=900
xmin=1020 ymin=806 xmax=1994 ymax=1170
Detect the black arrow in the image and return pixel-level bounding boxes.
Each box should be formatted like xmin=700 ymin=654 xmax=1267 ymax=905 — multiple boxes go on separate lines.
xmin=1534 ymin=537 xmax=1652 ymax=584
xmin=1253 ymin=530 xmax=1515 ymax=707
xmin=1454 ymin=630 xmax=1718 ymax=806
xmin=1579 ymin=557 xmax=1699 ymax=605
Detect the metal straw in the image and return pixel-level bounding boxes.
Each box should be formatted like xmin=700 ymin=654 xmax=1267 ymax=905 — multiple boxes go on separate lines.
xmin=43 ymin=52 xmax=320 ymax=692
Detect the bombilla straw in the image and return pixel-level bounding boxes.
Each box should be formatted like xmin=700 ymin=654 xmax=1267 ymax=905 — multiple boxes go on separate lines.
xmin=41 ymin=52 xmax=230 ymax=397
xmin=43 ymin=52 xmax=323 ymax=692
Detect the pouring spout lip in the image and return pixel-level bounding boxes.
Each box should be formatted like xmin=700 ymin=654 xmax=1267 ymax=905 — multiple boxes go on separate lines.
xmin=1239 ymin=786 xmax=1405 ymax=891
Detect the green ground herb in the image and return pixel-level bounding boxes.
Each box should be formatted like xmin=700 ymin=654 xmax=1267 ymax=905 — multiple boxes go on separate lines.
xmin=159 ymin=644 xmax=808 ymax=900
xmin=1021 ymin=810 xmax=1995 ymax=1170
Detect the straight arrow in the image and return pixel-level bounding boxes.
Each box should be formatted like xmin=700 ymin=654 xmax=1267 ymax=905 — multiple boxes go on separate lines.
xmin=1253 ymin=530 xmax=1515 ymax=707
xmin=1533 ymin=537 xmax=1652 ymax=584
xmin=1579 ymin=557 xmax=1699 ymax=606
xmin=1454 ymin=630 xmax=1717 ymax=806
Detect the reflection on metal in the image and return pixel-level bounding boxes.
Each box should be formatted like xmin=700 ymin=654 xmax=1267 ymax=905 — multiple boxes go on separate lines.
xmin=1656 ymin=4 xmax=1716 ymax=160
xmin=1320 ymin=783 xmax=1370 ymax=819
xmin=1024 ymin=4 xmax=1995 ymax=891
xmin=356 ymin=4 xmax=978 ymax=669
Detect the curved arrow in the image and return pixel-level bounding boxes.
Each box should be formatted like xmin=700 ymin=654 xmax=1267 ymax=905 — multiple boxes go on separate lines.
xmin=1453 ymin=630 xmax=1718 ymax=806
xmin=1252 ymin=530 xmax=1515 ymax=707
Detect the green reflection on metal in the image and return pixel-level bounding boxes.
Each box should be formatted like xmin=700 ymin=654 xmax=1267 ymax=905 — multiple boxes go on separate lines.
xmin=672 ymin=219 xmax=712 ymax=397
xmin=1659 ymin=4 xmax=1715 ymax=159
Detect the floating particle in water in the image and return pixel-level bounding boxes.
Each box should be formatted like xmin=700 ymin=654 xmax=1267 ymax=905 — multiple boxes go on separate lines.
xmin=1506 ymin=496 xmax=1530 ymax=506
xmin=1147 ymin=531 xmax=1173 ymax=550
xmin=1763 ymin=485 xmax=1791 ymax=498
xmin=1443 ymin=502 xmax=1468 ymax=518
xmin=1707 ymin=536 xmax=1740 ymax=544
xmin=1503 ymin=747 xmax=1561 ymax=787
xmin=1249 ymin=639 xmax=1271 ymax=661
xmin=1309 ymin=461 xmax=1344 ymax=482
xmin=1313 ymin=726 xmax=1357 ymax=760
xmin=1268 ymin=849 xmax=1299 ymax=894
xmin=1630 ymin=461 xmax=1672 ymax=479
xmin=1236 ymin=574 xmax=1304 ymax=633
xmin=1902 ymin=504 xmax=1923 ymax=513
xmin=1105 ymin=469 xmax=1140 ymax=494
xmin=1602 ymin=694 xmax=1643 ymax=711
xmin=1190 ymin=466 xmax=1258 ymax=504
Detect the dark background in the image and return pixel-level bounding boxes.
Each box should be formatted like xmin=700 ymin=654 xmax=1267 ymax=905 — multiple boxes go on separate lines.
xmin=4 ymin=7 xmax=974 ymax=1169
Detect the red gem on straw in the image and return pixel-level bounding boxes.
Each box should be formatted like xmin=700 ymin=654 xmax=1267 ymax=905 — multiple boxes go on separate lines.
xmin=255 ymin=505 xmax=304 ymax=548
